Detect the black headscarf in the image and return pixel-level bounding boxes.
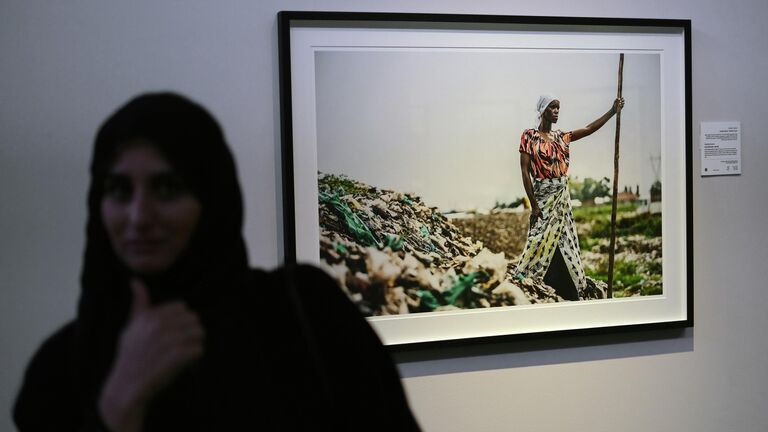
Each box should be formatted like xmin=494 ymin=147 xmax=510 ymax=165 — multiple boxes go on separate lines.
xmin=76 ymin=92 xmax=250 ymax=405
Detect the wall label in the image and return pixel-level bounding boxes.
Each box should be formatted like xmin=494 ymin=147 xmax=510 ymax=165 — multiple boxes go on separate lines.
xmin=701 ymin=121 xmax=741 ymax=176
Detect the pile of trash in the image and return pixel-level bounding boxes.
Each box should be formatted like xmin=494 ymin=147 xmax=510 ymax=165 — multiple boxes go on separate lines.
xmin=318 ymin=173 xmax=606 ymax=316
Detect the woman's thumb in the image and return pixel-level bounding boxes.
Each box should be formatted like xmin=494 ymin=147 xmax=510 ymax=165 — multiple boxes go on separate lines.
xmin=130 ymin=278 xmax=151 ymax=317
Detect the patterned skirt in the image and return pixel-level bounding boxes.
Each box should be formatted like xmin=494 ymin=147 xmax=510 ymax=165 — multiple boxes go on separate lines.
xmin=515 ymin=177 xmax=587 ymax=296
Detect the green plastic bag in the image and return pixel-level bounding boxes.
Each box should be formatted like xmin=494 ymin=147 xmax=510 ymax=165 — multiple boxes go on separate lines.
xmin=319 ymin=189 xmax=379 ymax=247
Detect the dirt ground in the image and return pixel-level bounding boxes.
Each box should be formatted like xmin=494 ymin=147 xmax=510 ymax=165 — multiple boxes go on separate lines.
xmin=450 ymin=212 xmax=529 ymax=260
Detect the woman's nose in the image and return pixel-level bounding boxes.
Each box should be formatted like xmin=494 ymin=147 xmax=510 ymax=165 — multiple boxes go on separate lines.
xmin=127 ymin=191 xmax=154 ymax=226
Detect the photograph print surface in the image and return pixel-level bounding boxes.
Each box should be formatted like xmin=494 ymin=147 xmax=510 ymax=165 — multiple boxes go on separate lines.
xmin=314 ymin=49 xmax=663 ymax=316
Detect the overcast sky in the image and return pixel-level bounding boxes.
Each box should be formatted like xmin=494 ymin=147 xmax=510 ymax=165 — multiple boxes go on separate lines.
xmin=316 ymin=49 xmax=661 ymax=211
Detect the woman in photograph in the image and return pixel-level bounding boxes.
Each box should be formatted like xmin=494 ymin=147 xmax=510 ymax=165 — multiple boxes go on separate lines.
xmin=516 ymin=94 xmax=624 ymax=301
xmin=14 ymin=93 xmax=420 ymax=431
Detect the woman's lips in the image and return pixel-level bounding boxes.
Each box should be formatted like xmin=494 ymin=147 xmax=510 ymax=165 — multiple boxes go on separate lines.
xmin=124 ymin=239 xmax=165 ymax=253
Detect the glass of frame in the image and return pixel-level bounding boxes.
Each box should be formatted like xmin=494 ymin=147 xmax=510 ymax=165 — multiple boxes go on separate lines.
xmin=278 ymin=11 xmax=692 ymax=348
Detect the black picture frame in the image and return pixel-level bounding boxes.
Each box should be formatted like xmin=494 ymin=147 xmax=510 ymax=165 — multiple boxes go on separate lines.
xmin=278 ymin=11 xmax=692 ymax=348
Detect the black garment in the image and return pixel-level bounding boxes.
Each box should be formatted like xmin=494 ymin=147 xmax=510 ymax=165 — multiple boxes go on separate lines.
xmin=543 ymin=246 xmax=580 ymax=301
xmin=14 ymin=265 xmax=420 ymax=431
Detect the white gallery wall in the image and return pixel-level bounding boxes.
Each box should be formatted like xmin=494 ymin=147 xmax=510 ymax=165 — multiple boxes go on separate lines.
xmin=1 ymin=1 xmax=767 ymax=431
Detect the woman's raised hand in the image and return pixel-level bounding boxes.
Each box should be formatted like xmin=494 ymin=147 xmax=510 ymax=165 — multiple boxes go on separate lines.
xmin=98 ymin=279 xmax=205 ymax=432
xmin=612 ymin=97 xmax=625 ymax=114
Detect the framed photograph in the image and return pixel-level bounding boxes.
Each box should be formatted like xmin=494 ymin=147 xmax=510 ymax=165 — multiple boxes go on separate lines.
xmin=278 ymin=11 xmax=692 ymax=347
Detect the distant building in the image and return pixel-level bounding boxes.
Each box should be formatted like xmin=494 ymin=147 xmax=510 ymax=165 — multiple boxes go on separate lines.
xmin=617 ymin=185 xmax=640 ymax=203
xmin=617 ymin=192 xmax=637 ymax=202
xmin=650 ymin=180 xmax=662 ymax=203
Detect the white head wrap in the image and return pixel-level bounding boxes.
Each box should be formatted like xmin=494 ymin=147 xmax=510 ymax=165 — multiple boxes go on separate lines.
xmin=535 ymin=94 xmax=558 ymax=125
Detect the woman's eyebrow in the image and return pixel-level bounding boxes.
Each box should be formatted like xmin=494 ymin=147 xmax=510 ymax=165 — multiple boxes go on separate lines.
xmin=105 ymin=167 xmax=175 ymax=175
xmin=103 ymin=172 xmax=128 ymax=180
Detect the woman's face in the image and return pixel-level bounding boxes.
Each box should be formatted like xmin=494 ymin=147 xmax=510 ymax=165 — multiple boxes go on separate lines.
xmin=100 ymin=140 xmax=201 ymax=275
xmin=544 ymin=100 xmax=560 ymax=123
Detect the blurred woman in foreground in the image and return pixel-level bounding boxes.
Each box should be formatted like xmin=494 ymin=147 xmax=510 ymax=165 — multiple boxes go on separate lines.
xmin=14 ymin=93 xmax=420 ymax=431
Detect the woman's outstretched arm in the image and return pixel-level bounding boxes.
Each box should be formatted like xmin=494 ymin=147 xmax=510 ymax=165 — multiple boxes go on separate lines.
xmin=570 ymin=98 xmax=624 ymax=142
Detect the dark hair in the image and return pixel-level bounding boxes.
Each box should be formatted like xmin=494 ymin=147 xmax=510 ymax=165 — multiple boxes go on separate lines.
xmin=76 ymin=92 xmax=249 ymax=402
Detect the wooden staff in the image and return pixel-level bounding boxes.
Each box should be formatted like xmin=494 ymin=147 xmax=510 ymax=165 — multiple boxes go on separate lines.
xmin=607 ymin=53 xmax=624 ymax=299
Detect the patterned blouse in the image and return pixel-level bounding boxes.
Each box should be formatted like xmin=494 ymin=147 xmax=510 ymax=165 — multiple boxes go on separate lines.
xmin=519 ymin=128 xmax=573 ymax=179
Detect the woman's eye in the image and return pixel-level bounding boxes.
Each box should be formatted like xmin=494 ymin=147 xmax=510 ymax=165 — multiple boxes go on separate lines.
xmin=103 ymin=177 xmax=131 ymax=202
xmin=152 ymin=175 xmax=188 ymax=200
